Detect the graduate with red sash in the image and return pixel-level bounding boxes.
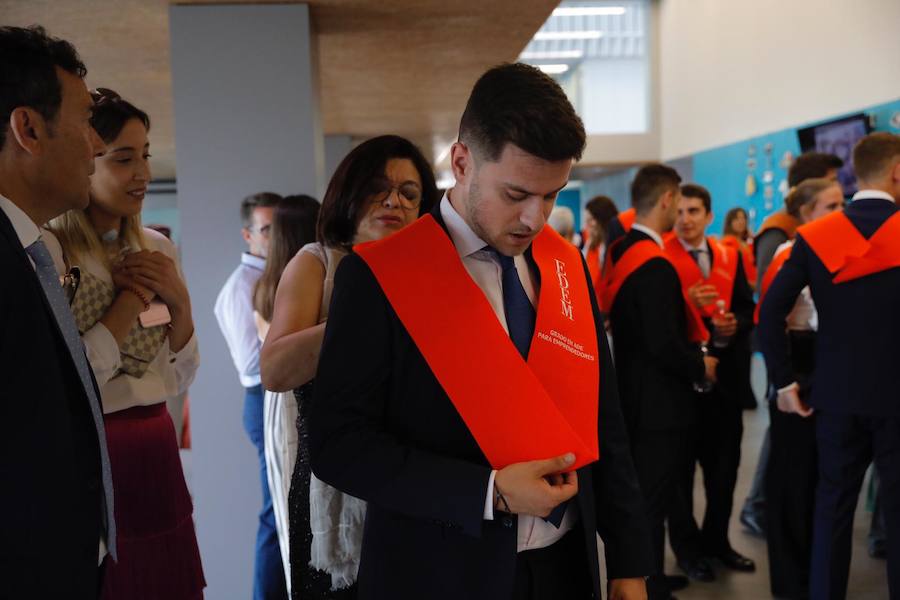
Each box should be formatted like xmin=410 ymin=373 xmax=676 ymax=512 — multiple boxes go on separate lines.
xmin=603 ymin=165 xmax=715 ymax=599
xmin=661 ymin=185 xmax=757 ymax=581
xmin=755 ymin=177 xmax=843 ymax=599
xmin=758 ymin=133 xmax=900 ymax=600
xmin=308 ymin=64 xmax=651 ymax=600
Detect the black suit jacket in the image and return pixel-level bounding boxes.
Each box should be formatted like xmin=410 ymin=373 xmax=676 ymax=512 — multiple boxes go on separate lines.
xmin=0 ymin=208 xmax=107 ymax=597
xmin=759 ymin=197 xmax=900 ymax=417
xmin=609 ymin=230 xmax=706 ymax=431
xmin=309 ymin=206 xmax=652 ymax=600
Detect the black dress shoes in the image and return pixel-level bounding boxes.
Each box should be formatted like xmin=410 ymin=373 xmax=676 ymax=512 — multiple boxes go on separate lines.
xmin=676 ymin=557 xmax=716 ymax=582
xmin=713 ymin=548 xmax=756 ymax=572
xmin=664 ymin=574 xmax=689 ymax=591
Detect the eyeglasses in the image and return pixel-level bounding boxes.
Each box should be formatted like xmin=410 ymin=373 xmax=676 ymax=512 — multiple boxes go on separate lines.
xmin=90 ymin=87 xmax=121 ymax=109
xmin=369 ymin=179 xmax=423 ymax=211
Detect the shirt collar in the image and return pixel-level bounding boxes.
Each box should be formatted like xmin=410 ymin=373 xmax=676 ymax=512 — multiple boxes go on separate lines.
xmin=631 ymin=223 xmax=664 ymax=248
xmin=851 ymin=189 xmax=896 ymax=203
xmin=677 ymin=235 xmax=707 ymax=253
xmin=241 ymin=252 xmax=266 ymax=271
xmin=0 ymin=193 xmax=41 ymax=249
xmin=440 ymin=192 xmax=490 ymax=258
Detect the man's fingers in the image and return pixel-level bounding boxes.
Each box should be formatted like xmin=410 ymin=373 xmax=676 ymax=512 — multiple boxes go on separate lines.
xmin=532 ymin=453 xmax=576 ymax=476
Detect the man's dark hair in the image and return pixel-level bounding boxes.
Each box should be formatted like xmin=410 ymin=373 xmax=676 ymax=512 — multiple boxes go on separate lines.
xmin=788 ymin=152 xmax=843 ymax=187
xmin=680 ymin=183 xmax=711 ymax=213
xmin=318 ymin=135 xmax=439 ymax=250
xmin=852 ymin=132 xmax=900 ymax=184
xmin=240 ymin=192 xmax=282 ymax=228
xmin=585 ymin=195 xmax=619 ymax=231
xmin=459 ymin=63 xmax=585 ymax=163
xmin=631 ymin=164 xmax=682 ymax=216
xmin=90 ymin=88 xmax=150 ymax=144
xmin=0 ymin=26 xmax=86 ymax=151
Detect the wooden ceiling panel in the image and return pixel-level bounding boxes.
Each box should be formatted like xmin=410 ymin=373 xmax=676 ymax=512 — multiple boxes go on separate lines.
xmin=1 ymin=0 xmax=557 ymax=178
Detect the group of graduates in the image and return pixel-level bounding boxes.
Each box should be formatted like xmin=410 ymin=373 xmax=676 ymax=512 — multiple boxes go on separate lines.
xmin=592 ymin=136 xmax=900 ymax=599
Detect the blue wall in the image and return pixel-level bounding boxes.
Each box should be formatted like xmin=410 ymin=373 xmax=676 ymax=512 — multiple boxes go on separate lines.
xmin=692 ymin=98 xmax=900 ymax=235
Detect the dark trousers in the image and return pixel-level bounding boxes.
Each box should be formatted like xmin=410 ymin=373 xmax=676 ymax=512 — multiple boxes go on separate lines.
xmin=669 ymin=392 xmax=743 ymax=561
xmin=630 ymin=428 xmax=692 ymax=600
xmin=766 ymin=401 xmax=817 ymax=599
xmin=512 ymin=527 xmax=594 ymax=600
xmin=244 ymin=384 xmax=288 ymax=600
xmin=811 ymin=410 xmax=900 ymax=600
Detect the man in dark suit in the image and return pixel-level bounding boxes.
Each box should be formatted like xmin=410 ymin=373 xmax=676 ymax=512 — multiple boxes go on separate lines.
xmin=605 ymin=165 xmax=717 ymax=599
xmin=310 ymin=64 xmax=652 ymax=600
xmin=759 ymin=131 xmax=900 ymax=599
xmin=664 ymin=185 xmax=756 ymax=581
xmin=0 ymin=25 xmax=115 ymax=598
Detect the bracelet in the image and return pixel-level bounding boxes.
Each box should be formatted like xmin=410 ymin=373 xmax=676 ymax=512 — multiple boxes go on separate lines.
xmin=494 ymin=486 xmax=512 ymax=514
xmin=122 ymin=286 xmax=150 ymax=310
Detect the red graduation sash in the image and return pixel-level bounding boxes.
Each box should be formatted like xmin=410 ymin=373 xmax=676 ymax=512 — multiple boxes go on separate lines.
xmin=753 ymin=244 xmax=792 ymax=324
xmin=355 ymin=215 xmax=600 ymax=471
xmin=664 ymin=236 xmax=739 ymax=325
xmin=618 ymin=207 xmax=636 ymax=232
xmin=600 ymin=239 xmax=709 ymax=343
xmin=799 ymin=211 xmax=900 ymax=284
xmin=586 ymin=245 xmax=602 ymax=297
xmin=721 ymin=236 xmax=758 ymax=286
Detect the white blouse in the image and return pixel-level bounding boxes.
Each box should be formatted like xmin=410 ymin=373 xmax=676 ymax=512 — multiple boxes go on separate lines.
xmin=43 ymin=227 xmax=200 ymax=414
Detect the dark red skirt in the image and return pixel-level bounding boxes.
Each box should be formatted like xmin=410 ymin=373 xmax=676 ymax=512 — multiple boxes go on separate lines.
xmin=101 ymin=403 xmax=206 ymax=600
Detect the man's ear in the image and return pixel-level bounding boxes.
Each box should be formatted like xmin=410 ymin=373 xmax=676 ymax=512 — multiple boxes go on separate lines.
xmin=449 ymin=141 xmax=473 ymax=184
xmin=8 ymin=107 xmax=48 ymax=156
xmin=241 ymin=227 xmax=252 ymax=245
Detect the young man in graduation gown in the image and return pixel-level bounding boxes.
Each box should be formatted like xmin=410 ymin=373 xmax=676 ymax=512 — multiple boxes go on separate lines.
xmin=601 ymin=165 xmax=718 ymax=600
xmin=663 ymin=185 xmax=756 ymax=581
xmin=739 ymin=150 xmax=844 ymax=536
xmin=309 ymin=63 xmax=653 ymax=600
xmin=758 ymin=132 xmax=900 ymax=600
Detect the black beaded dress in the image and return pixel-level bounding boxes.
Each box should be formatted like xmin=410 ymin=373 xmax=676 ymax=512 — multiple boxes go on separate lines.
xmin=287 ymin=382 xmax=356 ymax=600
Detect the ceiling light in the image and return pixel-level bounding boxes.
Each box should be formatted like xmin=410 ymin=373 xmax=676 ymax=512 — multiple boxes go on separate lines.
xmin=552 ymin=7 xmax=626 ymax=17
xmin=519 ymin=50 xmax=584 ymax=60
xmin=533 ymin=31 xmax=603 ymax=41
xmin=537 ymin=64 xmax=570 ymax=75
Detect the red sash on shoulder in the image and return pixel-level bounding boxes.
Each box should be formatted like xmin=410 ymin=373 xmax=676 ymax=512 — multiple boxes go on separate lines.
xmin=753 ymin=244 xmax=792 ymax=324
xmin=721 ymin=236 xmax=758 ymax=286
xmin=600 ymin=239 xmax=709 ymax=343
xmin=799 ymin=211 xmax=900 ymax=284
xmin=664 ymin=236 xmax=739 ymax=340
xmin=755 ymin=211 xmax=799 ymax=243
xmin=586 ymin=246 xmax=601 ymax=292
xmin=355 ymin=215 xmax=600 ymax=471
xmin=618 ymin=208 xmax=636 ymax=232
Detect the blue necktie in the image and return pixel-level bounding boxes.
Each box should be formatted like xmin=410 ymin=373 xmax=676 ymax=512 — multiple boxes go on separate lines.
xmin=488 ymin=248 xmax=567 ymax=527
xmin=26 ymin=239 xmax=116 ymax=557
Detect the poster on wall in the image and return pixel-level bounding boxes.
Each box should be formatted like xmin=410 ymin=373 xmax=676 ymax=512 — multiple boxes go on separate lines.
xmin=797 ymin=113 xmax=871 ymax=196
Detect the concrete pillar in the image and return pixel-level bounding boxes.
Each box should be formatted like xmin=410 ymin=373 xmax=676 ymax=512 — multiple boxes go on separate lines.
xmin=169 ymin=4 xmax=322 ymax=595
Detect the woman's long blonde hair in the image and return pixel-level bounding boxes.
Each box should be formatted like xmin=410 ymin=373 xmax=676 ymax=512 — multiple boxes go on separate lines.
xmin=48 ymin=210 xmax=146 ymax=269
xmin=47 ymin=88 xmax=150 ymax=268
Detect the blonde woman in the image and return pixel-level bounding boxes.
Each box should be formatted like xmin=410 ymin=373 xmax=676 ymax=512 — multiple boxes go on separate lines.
xmin=46 ymin=89 xmax=204 ymax=599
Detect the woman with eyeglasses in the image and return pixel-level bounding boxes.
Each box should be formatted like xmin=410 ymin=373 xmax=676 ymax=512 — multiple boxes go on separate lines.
xmin=260 ymin=135 xmax=438 ymax=599
xmin=45 ymin=89 xmax=204 ymax=599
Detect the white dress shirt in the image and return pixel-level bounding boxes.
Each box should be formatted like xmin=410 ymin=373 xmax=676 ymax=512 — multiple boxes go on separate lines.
xmin=852 ymin=189 xmax=896 ymax=203
xmin=631 ymin=222 xmax=664 ymax=248
xmin=0 ymin=194 xmax=108 ymax=564
xmin=43 ymin=228 xmax=200 ymax=415
xmin=439 ymin=194 xmax=578 ymax=552
xmin=215 ymin=252 xmax=266 ymax=387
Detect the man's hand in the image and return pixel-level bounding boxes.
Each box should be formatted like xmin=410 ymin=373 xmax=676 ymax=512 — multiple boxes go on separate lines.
xmin=712 ymin=311 xmax=738 ymax=338
xmin=609 ymin=577 xmax=647 ymax=600
xmin=703 ymin=356 xmax=719 ymax=383
xmin=494 ymin=453 xmax=578 ymax=518
xmin=776 ymin=383 xmax=814 ymax=417
xmin=687 ymin=282 xmax=718 ymax=309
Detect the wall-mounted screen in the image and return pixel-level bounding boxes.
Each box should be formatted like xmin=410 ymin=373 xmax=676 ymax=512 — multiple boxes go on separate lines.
xmin=797 ymin=113 xmax=871 ymax=196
